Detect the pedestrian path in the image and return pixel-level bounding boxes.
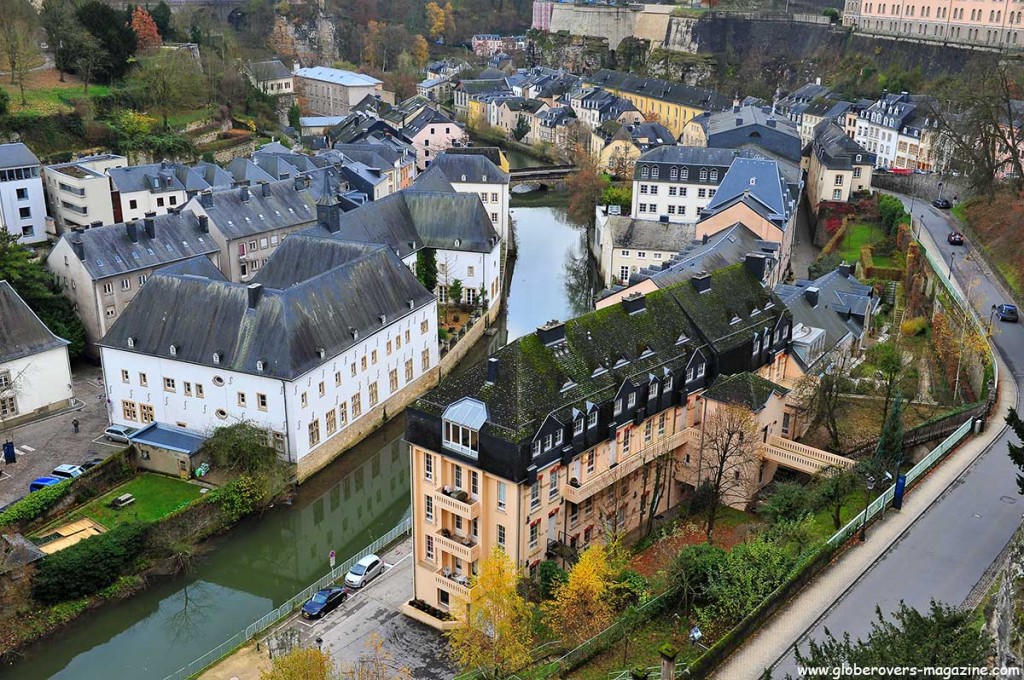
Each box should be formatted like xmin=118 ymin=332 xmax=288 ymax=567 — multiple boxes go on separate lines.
xmin=710 ymin=351 xmax=1017 ymax=679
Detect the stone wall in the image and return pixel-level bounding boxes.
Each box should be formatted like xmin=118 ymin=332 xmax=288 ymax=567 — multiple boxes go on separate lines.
xmin=871 ymin=174 xmax=970 ymax=206
xmin=547 ymin=4 xmax=644 ymax=50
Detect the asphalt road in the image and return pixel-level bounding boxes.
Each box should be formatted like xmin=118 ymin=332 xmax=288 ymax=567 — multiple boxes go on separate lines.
xmin=773 ymin=193 xmax=1024 ymax=677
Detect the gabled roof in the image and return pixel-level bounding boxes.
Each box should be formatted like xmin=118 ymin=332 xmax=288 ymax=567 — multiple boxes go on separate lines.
xmin=458 ymin=79 xmax=511 ymax=95
xmin=0 ymin=143 xmax=39 ymax=170
xmin=247 ymin=59 xmax=291 ymax=81
xmin=156 ymin=255 xmax=226 ymax=280
xmin=99 ymin=236 xmax=433 ymax=381
xmin=192 ymin=161 xmax=235 ymax=190
xmin=108 ymin=163 xmax=188 ymax=194
xmin=294 ymin=66 xmax=381 ymax=87
xmin=633 ymin=146 xmax=742 ymax=175
xmin=702 ymin=157 xmax=794 ymax=229
xmin=602 ymin=216 xmax=696 ymax=252
xmin=630 ymin=223 xmax=772 ymax=288
xmin=401 ymin=107 xmax=461 ymax=137
xmin=55 ymin=211 xmax=219 ymax=279
xmin=331 ymin=142 xmax=405 ymax=167
xmin=0 ymin=281 xmax=68 ymax=362
xmin=411 ymin=164 xmax=457 ymax=193
xmin=224 ymin=158 xmax=277 ymax=186
xmin=188 ymin=180 xmax=317 ymax=240
xmin=0 ymin=534 xmax=45 ymax=574
xmin=586 ymin=70 xmax=731 ymax=112
xmin=428 ymin=153 xmax=509 ymax=184
xmin=702 ymin=371 xmax=787 ymax=411
xmin=808 ymin=121 xmax=875 ymax=170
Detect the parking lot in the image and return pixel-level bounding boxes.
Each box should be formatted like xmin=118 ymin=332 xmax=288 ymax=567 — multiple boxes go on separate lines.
xmin=0 ymin=365 xmax=120 ymax=507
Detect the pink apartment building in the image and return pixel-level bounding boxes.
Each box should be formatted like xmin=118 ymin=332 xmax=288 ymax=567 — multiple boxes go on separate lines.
xmin=844 ymin=0 xmax=1024 ymax=47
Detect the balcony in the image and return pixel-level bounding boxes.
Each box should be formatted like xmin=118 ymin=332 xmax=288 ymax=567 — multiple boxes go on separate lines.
xmin=434 ymin=529 xmax=481 ymax=562
xmin=562 ymin=428 xmax=692 ymax=505
xmin=434 ymin=568 xmax=471 ymax=600
xmin=433 ymin=489 xmax=480 ymax=520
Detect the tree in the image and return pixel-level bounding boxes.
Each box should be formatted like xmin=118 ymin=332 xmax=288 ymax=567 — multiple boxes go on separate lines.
xmin=442 ymin=2 xmax=456 ymax=43
xmin=810 ymin=465 xmax=862 ymax=530
xmin=867 ymin=342 xmax=911 ymax=425
xmin=807 ymin=252 xmax=843 ymax=279
xmin=792 ymin=347 xmax=854 ymax=451
xmin=1005 ymin=407 xmax=1024 ymax=495
xmin=76 ymin=1 xmax=137 ymax=81
xmin=339 ymin=632 xmax=412 ymax=679
xmin=874 ymin=390 xmax=904 ymax=472
xmin=0 ymin=88 xmax=8 ymax=117
xmin=446 ymin=546 xmax=533 ymax=679
xmin=411 ymin=35 xmax=429 ymax=68
xmin=201 ymin=421 xmax=279 ymax=476
xmin=698 ymin=403 xmax=759 ymax=542
xmin=261 ymin=646 xmax=337 ymax=680
xmin=0 ymin=0 xmax=40 ymax=105
xmin=668 ymin=542 xmax=725 ymax=615
xmin=41 ymin=0 xmax=82 ymax=81
xmin=0 ymin=231 xmax=85 ymax=358
xmin=416 ymin=248 xmax=437 ymax=293
xmin=512 ymin=113 xmax=530 ymax=142
xmin=697 ymin=536 xmax=792 ymax=632
xmin=448 ymin=279 xmax=464 ymax=308
xmin=288 ymin=103 xmax=301 ymax=130
xmin=790 ymin=601 xmax=990 ymax=677
xmin=565 ymin=143 xmax=608 ymax=227
xmin=425 ymin=1 xmax=445 ymax=40
xmin=761 ymin=481 xmax=813 ymax=525
xmin=543 ymin=545 xmax=614 ymax=644
xmin=150 ymin=1 xmax=172 ymax=39
xmin=132 ymin=48 xmax=207 ymax=130
xmin=601 ymin=184 xmax=632 ymax=211
xmin=131 ymin=7 xmax=163 ymax=52
xmin=73 ymin=32 xmax=108 ymax=95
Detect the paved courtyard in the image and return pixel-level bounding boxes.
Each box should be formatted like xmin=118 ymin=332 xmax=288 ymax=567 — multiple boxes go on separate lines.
xmin=0 ymin=364 xmax=121 ymax=507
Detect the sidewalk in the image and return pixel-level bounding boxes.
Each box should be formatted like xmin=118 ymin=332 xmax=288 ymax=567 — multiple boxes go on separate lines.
xmin=709 ymin=351 xmax=1017 ymax=679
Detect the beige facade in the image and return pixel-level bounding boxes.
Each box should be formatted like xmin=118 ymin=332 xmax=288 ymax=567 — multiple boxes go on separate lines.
xmin=843 ymin=0 xmax=1024 ymax=48
xmin=697 ymin=203 xmax=794 ymax=277
xmin=43 ymin=155 xmax=126 ymax=232
xmin=806 ymin=160 xmax=873 ymax=209
xmin=294 ymin=67 xmax=385 ymax=117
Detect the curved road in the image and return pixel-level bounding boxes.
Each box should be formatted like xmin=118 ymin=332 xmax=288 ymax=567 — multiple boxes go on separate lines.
xmin=773 ymin=193 xmax=1024 ymax=677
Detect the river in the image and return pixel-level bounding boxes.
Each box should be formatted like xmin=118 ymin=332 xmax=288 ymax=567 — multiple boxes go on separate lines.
xmin=2 ymin=196 xmax=598 ymax=680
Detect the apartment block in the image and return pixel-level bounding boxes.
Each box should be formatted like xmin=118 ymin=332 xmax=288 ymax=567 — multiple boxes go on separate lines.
xmin=43 ymin=154 xmax=127 ymax=233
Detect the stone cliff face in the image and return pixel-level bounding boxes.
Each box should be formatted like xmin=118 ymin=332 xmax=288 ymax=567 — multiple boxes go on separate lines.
xmin=989 ymin=531 xmax=1024 ymax=668
xmin=270 ymin=13 xmax=339 ymax=67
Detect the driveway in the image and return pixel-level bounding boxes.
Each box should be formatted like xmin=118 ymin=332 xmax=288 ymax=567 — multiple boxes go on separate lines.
xmin=0 ymin=364 xmax=120 ymax=507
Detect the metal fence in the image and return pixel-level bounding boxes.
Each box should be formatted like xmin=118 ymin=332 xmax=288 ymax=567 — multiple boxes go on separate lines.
xmin=163 ymin=517 xmax=412 ymax=680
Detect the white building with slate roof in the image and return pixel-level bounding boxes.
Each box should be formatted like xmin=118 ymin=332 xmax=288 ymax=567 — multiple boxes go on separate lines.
xmin=0 ymin=143 xmax=47 ymax=244
xmin=0 ymin=281 xmax=74 ymax=426
xmin=98 ymin=234 xmax=439 ymax=480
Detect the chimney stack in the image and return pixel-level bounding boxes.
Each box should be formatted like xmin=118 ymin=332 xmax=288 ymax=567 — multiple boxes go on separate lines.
xmin=536 ymin=319 xmax=566 ymax=346
xmin=701 ymin=233 xmax=709 ymax=245
xmin=838 ymin=261 xmax=853 ymax=277
xmin=71 ymin=235 xmax=84 ymax=259
xmin=239 ymin=186 xmax=250 ymax=202
xmin=200 ymin=190 xmax=213 ymax=208
xmin=692 ymin=271 xmax=711 ymax=294
xmin=125 ymin=221 xmax=139 ymax=242
xmin=247 ymin=283 xmax=263 ymax=309
xmin=744 ymin=253 xmax=768 ymax=281
xmin=144 ymin=216 xmax=155 ymax=239
xmin=621 ymin=291 xmax=646 ymax=315
xmin=485 ymin=357 xmax=500 ymax=385
xmin=259 ymin=180 xmax=271 ymax=198
xmin=198 ymin=215 xmax=209 ymax=233
xmin=804 ymin=286 xmax=820 ymax=307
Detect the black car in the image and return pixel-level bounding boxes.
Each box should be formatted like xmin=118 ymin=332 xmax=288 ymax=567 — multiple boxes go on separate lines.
xmin=995 ymin=304 xmax=1019 ymax=323
xmin=933 ymin=198 xmax=952 ymax=209
xmin=947 ymin=232 xmax=965 ymax=246
xmin=81 ymin=454 xmax=103 ymax=471
xmin=301 ymin=586 xmax=348 ymax=619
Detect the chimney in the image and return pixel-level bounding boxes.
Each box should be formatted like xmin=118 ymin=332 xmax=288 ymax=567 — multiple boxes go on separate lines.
xmin=144 ymin=216 xmax=155 ymax=239
xmin=294 ymin=176 xmax=306 ymax=191
xmin=90 ymin=221 xmax=102 ymax=229
xmin=701 ymin=233 xmax=709 ymax=245
xmin=485 ymin=357 xmax=500 ymax=384
xmin=239 ymin=186 xmax=250 ymax=202
xmin=736 ymin=117 xmax=743 ymax=126
xmin=259 ymin=180 xmax=271 ymax=198
xmin=767 ymin=118 xmax=777 ymax=128
xmin=200 ymin=190 xmax=213 ymax=208
xmin=71 ymin=235 xmax=84 ymax=259
xmin=838 ymin=261 xmax=853 ymax=277
xmin=621 ymin=291 xmax=646 ymax=315
xmin=744 ymin=253 xmax=768 ymax=281
xmin=247 ymin=283 xmax=263 ymax=309
xmin=804 ymin=286 xmax=820 ymax=307
xmin=815 ymin=76 xmax=822 ymax=86
xmin=692 ymin=271 xmax=711 ymax=294
xmin=125 ymin=221 xmax=139 ymax=243
xmin=536 ymin=319 xmax=565 ymax=346
xmin=198 ymin=215 xmax=209 ymax=233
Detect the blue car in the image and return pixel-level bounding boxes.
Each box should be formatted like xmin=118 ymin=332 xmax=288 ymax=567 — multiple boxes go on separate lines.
xmin=301 ymin=586 xmax=348 ymax=619
xmin=995 ymin=304 xmax=1019 ymax=322
xmin=29 ymin=477 xmax=62 ymax=493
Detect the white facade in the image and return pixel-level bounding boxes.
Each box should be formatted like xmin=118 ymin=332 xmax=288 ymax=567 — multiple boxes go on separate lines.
xmin=435 ymin=243 xmax=503 ymax=307
xmin=43 ymin=155 xmax=126 ymax=232
xmin=450 ymin=179 xmax=510 ymax=244
xmin=630 ymin=176 xmax=721 ymax=225
xmin=0 ymin=161 xmax=47 ymax=244
xmin=100 ymin=302 xmax=440 ymax=465
xmin=409 ymin=124 xmax=467 ymax=170
xmin=0 ymin=345 xmax=74 ymax=424
xmin=117 ymin=186 xmax=188 ymax=223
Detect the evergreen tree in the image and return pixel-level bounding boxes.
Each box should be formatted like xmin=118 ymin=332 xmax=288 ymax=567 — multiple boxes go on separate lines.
xmin=875 ymin=390 xmax=904 ymax=472
xmin=1006 ymin=407 xmax=1024 ymax=494
xmin=416 ymin=248 xmax=437 ymax=293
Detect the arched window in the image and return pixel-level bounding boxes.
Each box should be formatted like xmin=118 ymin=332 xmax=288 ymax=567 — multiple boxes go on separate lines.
xmin=670 ymin=167 xmax=678 ymax=180
xmin=640 ymin=165 xmax=649 ymax=178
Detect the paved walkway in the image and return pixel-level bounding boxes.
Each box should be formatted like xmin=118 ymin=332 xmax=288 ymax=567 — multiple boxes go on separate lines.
xmin=709 ymin=239 xmax=1019 ymax=678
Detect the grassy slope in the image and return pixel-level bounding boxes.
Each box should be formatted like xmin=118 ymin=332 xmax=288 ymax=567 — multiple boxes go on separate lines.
xmin=956 ymin=190 xmax=1024 ymax=299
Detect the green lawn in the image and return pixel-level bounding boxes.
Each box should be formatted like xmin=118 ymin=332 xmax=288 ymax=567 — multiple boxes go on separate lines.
xmin=76 ymin=473 xmax=203 ymax=530
xmin=806 ymin=488 xmax=871 ymax=542
xmin=1 ymin=83 xmax=112 ymax=116
xmin=165 ymin=105 xmax=217 ymax=129
xmin=835 ymin=222 xmax=887 ymax=264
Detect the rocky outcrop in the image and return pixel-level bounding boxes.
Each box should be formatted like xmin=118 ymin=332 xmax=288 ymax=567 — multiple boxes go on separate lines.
xmin=988 ymin=530 xmax=1024 ymax=668
xmin=270 ymin=12 xmax=339 ymax=66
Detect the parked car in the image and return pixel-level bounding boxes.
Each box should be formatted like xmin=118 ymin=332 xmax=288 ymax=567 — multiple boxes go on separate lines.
xmin=301 ymin=586 xmax=349 ymax=619
xmin=890 ymin=167 xmax=913 ymax=175
xmin=51 ymin=464 xmax=85 ymax=480
xmin=995 ymin=303 xmax=1019 ymax=322
xmin=344 ymin=554 xmax=384 ymax=588
xmin=29 ymin=477 xmax=62 ymax=493
xmin=104 ymin=425 xmax=137 ymax=443
xmin=933 ymin=198 xmax=952 ymax=209
xmin=947 ymin=231 xmax=965 ymax=245
xmin=81 ymin=456 xmax=104 ymax=471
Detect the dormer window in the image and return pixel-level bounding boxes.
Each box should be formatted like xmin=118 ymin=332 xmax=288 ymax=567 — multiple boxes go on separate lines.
xmin=749 ymin=177 xmax=756 ymax=186
xmin=554 ymin=430 xmax=564 ymax=447
xmin=681 ymin=167 xmax=688 ymax=180
xmin=588 ymin=411 xmax=598 ymax=428
xmin=443 ymin=397 xmax=485 ymax=458
xmin=855 ymin=154 xmax=862 ymax=162
xmin=532 ymin=440 xmax=541 ymax=457
xmin=640 ymin=165 xmax=649 ymax=178
xmin=256 ymin=359 xmax=265 ymax=372
xmin=664 ymin=375 xmax=673 ymax=391
xmin=212 ymin=352 xmax=221 ymax=365
xmin=574 ymin=416 xmax=584 ymax=435
xmin=614 ymin=398 xmax=623 ymax=415
xmin=651 ymin=167 xmax=659 ymax=179
xmin=543 ymin=434 xmax=553 ymax=451
xmin=700 ymin=168 xmax=708 ymax=181
xmin=670 ymin=167 xmax=678 ymax=180
xmin=753 ymin=335 xmax=761 ymax=356
xmin=649 ymin=382 xmax=659 ymax=399
xmin=710 ymin=169 xmax=718 ymax=182
xmin=127 ymin=336 xmax=135 ymax=348
xmin=169 ymin=344 xmax=178 ymax=357
xmin=676 ymin=333 xmax=689 ymax=346
xmin=627 ymin=392 xmax=637 ymax=408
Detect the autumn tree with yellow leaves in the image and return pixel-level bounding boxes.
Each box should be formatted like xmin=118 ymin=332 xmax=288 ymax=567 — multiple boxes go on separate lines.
xmin=446 ymin=546 xmax=533 ymax=678
xmin=543 ymin=545 xmax=615 ymax=644
xmin=261 ymin=646 xmax=337 ymax=680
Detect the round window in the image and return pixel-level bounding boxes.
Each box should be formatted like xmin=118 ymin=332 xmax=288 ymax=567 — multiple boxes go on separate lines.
xmin=215 ymin=409 xmax=228 ymax=420
xmin=212 ymin=376 xmax=225 ymax=386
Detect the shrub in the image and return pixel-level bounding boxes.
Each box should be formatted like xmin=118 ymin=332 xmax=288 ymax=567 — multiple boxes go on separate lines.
xmin=612 ymin=568 xmax=650 ymax=608
xmin=0 ymin=480 xmax=73 ymax=530
xmin=760 ymin=482 xmax=813 ymax=524
xmin=538 ymin=559 xmax=567 ymax=599
xmin=689 ymin=480 xmax=716 ymax=515
xmin=33 ymin=522 xmax=148 ymax=604
xmin=208 ymin=474 xmax=265 ymax=523
xmin=696 ymin=538 xmax=793 ymax=633
xmin=901 ymin=316 xmax=929 ymax=337
xmin=809 ymin=252 xmax=843 ymax=279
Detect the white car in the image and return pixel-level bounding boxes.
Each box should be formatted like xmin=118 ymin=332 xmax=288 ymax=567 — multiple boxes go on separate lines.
xmin=104 ymin=425 xmax=137 ymax=443
xmin=344 ymin=554 xmax=384 ymax=588
xmin=51 ymin=464 xmax=85 ymax=480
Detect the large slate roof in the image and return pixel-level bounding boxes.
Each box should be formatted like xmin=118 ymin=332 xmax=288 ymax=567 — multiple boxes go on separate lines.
xmin=702 ymin=371 xmax=787 ymax=411
xmin=401 ymin=107 xmax=461 ymax=137
xmin=58 ymin=211 xmax=219 ymax=279
xmin=428 ymin=153 xmax=508 ymax=184
xmin=224 ymin=158 xmax=277 ymax=186
xmin=703 ymin=158 xmax=794 ymax=229
xmin=587 ymin=70 xmax=731 ymax=111
xmin=98 ymin=235 xmax=433 ymax=381
xmin=190 ymin=180 xmax=317 ymax=240
xmin=247 ymin=59 xmax=292 ymax=81
xmin=294 ymin=66 xmax=381 ymax=87
xmin=108 ymin=163 xmax=188 ymax=194
xmin=192 ymin=162 xmax=236 ymax=191
xmin=0 ymin=143 xmax=39 ymax=170
xmin=808 ymin=121 xmax=876 ymax=170
xmin=631 ymin=223 xmax=772 ymax=287
xmin=156 ymin=255 xmax=226 ymax=281
xmin=603 ymin=216 xmax=695 ymax=252
xmin=411 ymin=164 xmax=457 ymax=193
xmin=0 ymin=281 xmax=69 ymax=362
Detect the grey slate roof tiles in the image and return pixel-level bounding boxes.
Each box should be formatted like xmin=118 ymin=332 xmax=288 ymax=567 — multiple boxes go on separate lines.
xmin=0 ymin=281 xmax=69 ymax=362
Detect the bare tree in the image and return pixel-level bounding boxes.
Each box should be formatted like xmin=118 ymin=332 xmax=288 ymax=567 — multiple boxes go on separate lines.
xmin=791 ymin=346 xmax=855 ymax=451
xmin=0 ymin=0 xmax=40 ymax=106
xmin=698 ymin=403 xmax=759 ymax=543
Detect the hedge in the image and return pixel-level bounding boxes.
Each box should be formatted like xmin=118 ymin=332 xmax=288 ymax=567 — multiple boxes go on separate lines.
xmin=33 ymin=522 xmax=149 ymax=604
xmin=0 ymin=480 xmax=73 ymax=530
xmin=860 ymin=245 xmax=904 ymax=281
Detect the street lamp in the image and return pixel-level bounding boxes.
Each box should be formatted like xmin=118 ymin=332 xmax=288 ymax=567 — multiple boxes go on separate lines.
xmin=859 ymin=475 xmax=876 ymax=542
xmin=949 ymin=250 xmax=956 ymax=278
xmin=315 ymin=637 xmax=323 ymax=650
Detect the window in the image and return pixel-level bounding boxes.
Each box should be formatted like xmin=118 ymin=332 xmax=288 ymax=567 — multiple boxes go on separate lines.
xmin=574 ymin=417 xmax=584 ymax=436
xmin=257 ymin=393 xmax=267 ymax=410
xmin=121 ymin=279 xmax=131 ymax=291
xmin=122 ymin=400 xmax=138 ymax=421
xmin=18 ymin=207 xmax=30 ymax=220
xmin=301 ymin=392 xmax=308 ymax=408
xmin=421 ymin=319 xmax=429 ymax=334
xmin=454 ymin=466 xmax=463 ymax=490
xmin=368 ymin=382 xmax=379 ymax=407
xmin=497 ymin=482 xmax=507 ymax=511
xmin=351 ymin=363 xmax=357 ymax=377
xmin=529 ymin=523 xmax=539 ymax=547
xmin=139 ymin=372 xmax=148 ymax=387
xmin=640 ymin=184 xmax=648 ymax=195
xmin=497 ymin=524 xmax=506 ymax=548
xmin=352 ymin=393 xmax=362 ymax=418
xmin=424 ymin=452 xmax=434 ymax=481
xmin=622 ymin=428 xmax=631 ymax=456
xmin=425 ymin=494 xmax=434 ymax=523
xmin=549 ymin=468 xmax=559 ymax=500
xmin=700 ymin=169 xmax=708 ymax=181
xmin=471 ymin=471 xmax=479 ymax=496
xmin=16 ymin=188 xmax=27 ymax=200
xmin=833 ymin=189 xmax=843 ymax=200
xmin=491 ymin=192 xmax=498 ymax=202
xmin=156 ymin=197 xmax=165 ymax=207
xmin=530 ymin=481 xmax=540 ymax=510
xmin=308 ymin=420 xmax=321 ymax=446
xmin=361 ymin=356 xmax=367 ymax=371
xmin=386 ymin=340 xmax=392 ymax=356
xmin=627 ymin=392 xmax=637 ymax=408
xmin=588 ymin=411 xmax=598 ymax=429
xmin=121 ymin=369 xmax=129 ymax=383
xmin=443 ymin=419 xmax=479 ymax=456
xmin=103 ymin=282 xmax=114 ymax=295
xmin=371 ymin=350 xmax=378 ymax=365
xmin=129 ymin=199 xmax=138 ymax=210
xmin=0 ymin=396 xmax=16 ymax=417
xmin=339 ymin=402 xmax=348 ymax=424
xmin=405 ymin=359 xmax=414 ymax=382
xmin=326 ymin=409 xmax=337 ymax=434
xmin=569 ymin=503 xmax=579 ymax=527
xmin=853 ymin=167 xmax=862 ymax=178
xmin=698 ymin=188 xmax=707 ymax=198
xmin=637 ymin=251 xmax=646 ymax=259
xmin=237 ymin=392 xmax=247 ymax=407
xmin=543 ymin=434 xmax=553 ymax=451
xmin=196 ymin=384 xmax=204 ymax=399
xmin=425 ymin=534 xmax=435 ymax=561
xmin=389 ymin=369 xmax=398 ymax=392
xmin=644 ymin=420 xmax=653 ymax=445
xmin=319 ymin=381 xmax=325 ymax=397
xmin=614 ymin=398 xmax=623 ymax=415
xmin=335 ymin=371 xmax=342 ymax=386
xmin=406 ymin=329 xmax=411 ymax=343
xmin=164 ymin=377 xmax=175 ymax=392
xmin=490 ymin=212 xmax=498 ymax=222
xmin=658 ymin=412 xmax=666 ymax=437
xmin=782 ymin=412 xmax=792 ymax=436
xmin=422 ymin=348 xmax=431 ymax=371
xmin=640 ymin=165 xmax=649 ymax=178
